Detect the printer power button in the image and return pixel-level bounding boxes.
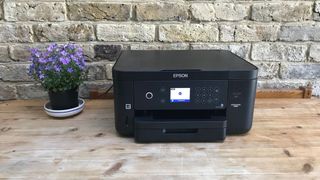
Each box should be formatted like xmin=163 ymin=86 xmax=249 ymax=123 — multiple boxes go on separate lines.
xmin=145 ymin=92 xmax=153 ymax=100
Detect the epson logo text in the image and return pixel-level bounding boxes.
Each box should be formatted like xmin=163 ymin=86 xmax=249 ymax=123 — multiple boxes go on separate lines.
xmin=173 ymin=73 xmax=189 ymax=79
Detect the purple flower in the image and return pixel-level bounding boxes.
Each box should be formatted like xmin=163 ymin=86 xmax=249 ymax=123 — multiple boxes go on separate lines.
xmin=39 ymin=74 xmax=45 ymax=80
xmin=54 ymin=65 xmax=61 ymax=72
xmin=28 ymin=43 xmax=87 ymax=90
xmin=47 ymin=44 xmax=58 ymax=52
xmin=32 ymin=49 xmax=42 ymax=57
xmin=67 ymin=67 xmax=73 ymax=73
xmin=79 ymin=64 xmax=85 ymax=70
xmin=28 ymin=64 xmax=35 ymax=75
xmin=75 ymin=49 xmax=83 ymax=57
xmin=70 ymin=55 xmax=78 ymax=62
xmin=59 ymin=57 xmax=70 ymax=65
xmin=39 ymin=58 xmax=46 ymax=64
xmin=30 ymin=48 xmax=40 ymax=57
xmin=46 ymin=57 xmax=53 ymax=62
xmin=61 ymin=50 xmax=68 ymax=57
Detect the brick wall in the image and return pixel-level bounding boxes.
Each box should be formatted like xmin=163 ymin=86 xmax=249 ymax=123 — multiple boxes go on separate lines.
xmin=0 ymin=0 xmax=320 ymax=100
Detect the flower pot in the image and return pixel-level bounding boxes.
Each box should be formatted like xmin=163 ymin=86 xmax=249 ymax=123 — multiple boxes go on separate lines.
xmin=48 ymin=87 xmax=79 ymax=110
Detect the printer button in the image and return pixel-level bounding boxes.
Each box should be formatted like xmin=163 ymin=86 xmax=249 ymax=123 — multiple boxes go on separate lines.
xmin=125 ymin=104 xmax=132 ymax=110
xmin=145 ymin=92 xmax=154 ymax=100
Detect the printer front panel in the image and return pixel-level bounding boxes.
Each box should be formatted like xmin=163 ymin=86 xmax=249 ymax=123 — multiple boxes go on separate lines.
xmin=133 ymin=80 xmax=228 ymax=110
xmin=113 ymin=80 xmax=135 ymax=136
xmin=132 ymin=80 xmax=229 ymax=142
xmin=113 ymin=79 xmax=257 ymax=138
xmin=227 ymin=79 xmax=257 ymax=134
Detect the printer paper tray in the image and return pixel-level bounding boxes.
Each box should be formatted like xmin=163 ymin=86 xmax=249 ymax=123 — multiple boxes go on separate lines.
xmin=134 ymin=116 xmax=226 ymax=143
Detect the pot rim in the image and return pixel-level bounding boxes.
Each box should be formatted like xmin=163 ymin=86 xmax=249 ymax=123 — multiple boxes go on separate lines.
xmin=44 ymin=98 xmax=85 ymax=113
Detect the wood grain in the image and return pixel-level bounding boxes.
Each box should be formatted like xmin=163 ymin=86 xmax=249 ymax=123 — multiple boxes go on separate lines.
xmin=256 ymin=88 xmax=312 ymax=99
xmin=0 ymin=99 xmax=320 ymax=179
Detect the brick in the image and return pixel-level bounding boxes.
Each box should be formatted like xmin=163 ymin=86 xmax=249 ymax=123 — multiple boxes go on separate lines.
xmin=280 ymin=63 xmax=320 ymax=79
xmin=214 ymin=3 xmax=250 ymax=21
xmin=79 ymin=80 xmax=112 ymax=98
xmin=190 ymin=3 xmax=215 ymax=21
xmin=219 ymin=24 xmax=235 ymax=42
xmin=9 ymin=44 xmax=45 ymax=62
xmin=10 ymin=43 xmax=94 ymax=62
xmin=0 ymin=0 xmax=3 ymax=20
xmin=251 ymin=2 xmax=313 ymax=22
xmin=285 ymin=44 xmax=308 ymax=62
xmin=16 ymin=84 xmax=47 ymax=99
xmin=86 ymin=62 xmax=107 ymax=81
xmin=0 ymin=45 xmax=11 ymax=63
xmin=68 ymin=3 xmax=131 ymax=21
xmin=136 ymin=3 xmax=188 ymax=21
xmin=316 ymin=2 xmax=320 ymax=13
xmin=159 ymin=24 xmax=219 ymax=42
xmin=4 ymin=2 xmax=66 ymax=22
xmin=105 ymin=63 xmax=114 ymax=80
xmin=309 ymin=44 xmax=320 ymax=62
xmin=130 ymin=43 xmax=189 ymax=50
xmin=9 ymin=45 xmax=31 ymax=62
xmin=252 ymin=62 xmax=280 ymax=79
xmin=191 ymin=43 xmax=250 ymax=60
xmin=279 ymin=23 xmax=320 ymax=41
xmin=252 ymin=43 xmax=283 ymax=61
xmin=97 ymin=24 xmax=155 ymax=42
xmin=251 ymin=43 xmax=307 ymax=62
xmin=0 ymin=24 xmax=33 ymax=43
xmin=94 ymin=45 xmax=122 ymax=61
xmin=0 ymin=64 xmax=32 ymax=82
xmin=75 ymin=44 xmax=95 ymax=61
xmin=0 ymin=84 xmax=17 ymax=100
xmin=34 ymin=23 xmax=95 ymax=42
xmin=235 ymin=24 xmax=280 ymax=42
xmin=314 ymin=2 xmax=320 ymax=21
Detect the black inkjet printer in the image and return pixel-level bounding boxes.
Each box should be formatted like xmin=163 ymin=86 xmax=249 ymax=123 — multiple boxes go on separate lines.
xmin=112 ymin=50 xmax=258 ymax=142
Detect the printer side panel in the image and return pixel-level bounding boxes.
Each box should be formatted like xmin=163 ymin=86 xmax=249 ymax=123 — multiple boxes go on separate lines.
xmin=113 ymin=80 xmax=135 ymax=136
xmin=227 ymin=79 xmax=257 ymax=134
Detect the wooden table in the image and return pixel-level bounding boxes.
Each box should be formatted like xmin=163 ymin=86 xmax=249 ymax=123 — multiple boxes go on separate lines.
xmin=0 ymin=99 xmax=319 ymax=179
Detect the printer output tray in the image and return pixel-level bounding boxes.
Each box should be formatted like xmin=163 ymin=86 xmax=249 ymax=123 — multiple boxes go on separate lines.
xmin=134 ymin=116 xmax=226 ymax=143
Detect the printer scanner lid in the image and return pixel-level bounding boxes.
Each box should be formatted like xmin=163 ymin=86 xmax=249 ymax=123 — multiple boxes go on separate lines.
xmin=113 ymin=50 xmax=258 ymax=80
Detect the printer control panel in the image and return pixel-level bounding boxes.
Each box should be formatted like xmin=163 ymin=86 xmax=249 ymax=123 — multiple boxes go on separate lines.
xmin=134 ymin=80 xmax=228 ymax=110
xmin=194 ymin=87 xmax=222 ymax=105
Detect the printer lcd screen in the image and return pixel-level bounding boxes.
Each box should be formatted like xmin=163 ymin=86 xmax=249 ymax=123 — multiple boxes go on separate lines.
xmin=170 ymin=88 xmax=190 ymax=103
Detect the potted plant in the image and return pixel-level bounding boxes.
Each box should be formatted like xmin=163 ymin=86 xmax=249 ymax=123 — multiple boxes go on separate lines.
xmin=28 ymin=43 xmax=87 ymax=111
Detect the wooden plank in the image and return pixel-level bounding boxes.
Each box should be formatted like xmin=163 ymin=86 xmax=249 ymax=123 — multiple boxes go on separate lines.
xmin=256 ymin=86 xmax=312 ymax=99
xmin=256 ymin=89 xmax=304 ymax=98
xmin=0 ymin=99 xmax=320 ymax=179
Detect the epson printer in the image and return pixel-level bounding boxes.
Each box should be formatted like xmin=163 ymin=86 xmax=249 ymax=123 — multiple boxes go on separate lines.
xmin=112 ymin=50 xmax=258 ymax=142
